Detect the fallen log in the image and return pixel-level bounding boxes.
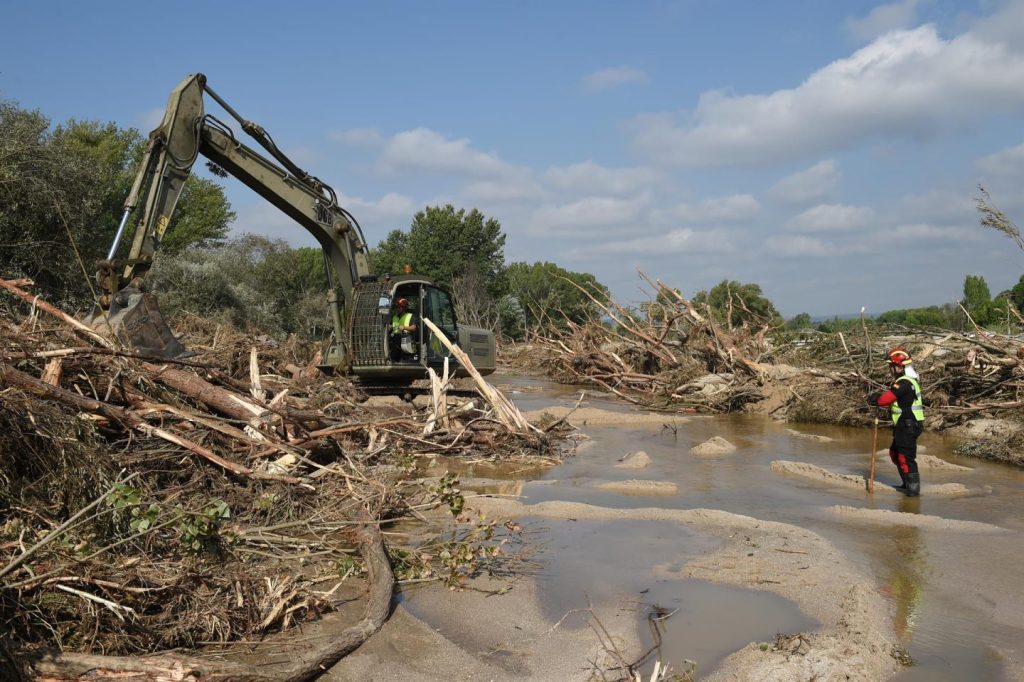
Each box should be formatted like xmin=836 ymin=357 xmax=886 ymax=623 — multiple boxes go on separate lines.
xmin=0 ymin=278 xmax=115 ymax=349
xmin=142 ymin=362 xmax=270 ymax=423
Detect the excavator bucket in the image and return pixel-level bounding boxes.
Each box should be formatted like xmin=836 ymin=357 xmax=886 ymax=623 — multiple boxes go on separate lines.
xmin=87 ymin=289 xmax=185 ymax=358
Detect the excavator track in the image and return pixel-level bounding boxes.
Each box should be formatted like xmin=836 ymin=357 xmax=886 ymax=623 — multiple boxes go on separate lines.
xmin=354 ymin=383 xmax=480 ymax=402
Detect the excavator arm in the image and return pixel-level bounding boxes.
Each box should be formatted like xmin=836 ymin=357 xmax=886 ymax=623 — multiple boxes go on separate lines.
xmin=96 ymin=73 xmax=371 ymax=367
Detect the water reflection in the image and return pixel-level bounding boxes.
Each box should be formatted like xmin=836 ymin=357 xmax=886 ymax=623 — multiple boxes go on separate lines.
xmin=881 ymin=525 xmax=926 ymax=641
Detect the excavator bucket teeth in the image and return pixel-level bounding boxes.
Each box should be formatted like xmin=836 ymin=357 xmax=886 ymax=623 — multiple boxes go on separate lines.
xmin=87 ymin=290 xmax=185 ymax=358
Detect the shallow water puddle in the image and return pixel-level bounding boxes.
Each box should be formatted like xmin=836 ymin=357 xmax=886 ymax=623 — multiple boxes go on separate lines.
xmin=527 ymin=517 xmax=815 ymax=678
xmin=525 ymin=518 xmax=720 ymax=619
xmin=644 ymin=580 xmax=816 ymax=679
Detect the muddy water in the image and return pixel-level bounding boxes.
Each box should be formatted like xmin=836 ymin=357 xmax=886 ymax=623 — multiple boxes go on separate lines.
xmin=416 ymin=375 xmax=1024 ymax=680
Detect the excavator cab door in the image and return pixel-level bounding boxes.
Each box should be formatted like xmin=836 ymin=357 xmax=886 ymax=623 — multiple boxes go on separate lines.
xmin=423 ymin=286 xmax=458 ymax=365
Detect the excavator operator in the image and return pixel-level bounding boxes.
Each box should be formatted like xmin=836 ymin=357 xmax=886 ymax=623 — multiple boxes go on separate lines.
xmin=390 ymin=297 xmax=418 ymax=361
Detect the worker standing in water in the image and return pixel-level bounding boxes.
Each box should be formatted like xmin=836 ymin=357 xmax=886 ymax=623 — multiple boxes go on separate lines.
xmin=869 ymin=348 xmax=925 ymax=496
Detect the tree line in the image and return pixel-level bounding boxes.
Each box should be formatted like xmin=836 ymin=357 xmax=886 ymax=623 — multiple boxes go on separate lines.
xmin=5 ymin=96 xmax=1020 ymax=341
xmin=0 ymin=98 xmax=611 ymax=340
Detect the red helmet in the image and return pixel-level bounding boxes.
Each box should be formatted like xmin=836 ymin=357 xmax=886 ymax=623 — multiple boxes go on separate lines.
xmin=887 ymin=347 xmax=912 ymax=366
xmin=397 ymin=297 xmax=408 ymax=306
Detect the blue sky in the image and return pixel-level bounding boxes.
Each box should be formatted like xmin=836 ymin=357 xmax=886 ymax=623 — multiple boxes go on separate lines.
xmin=3 ymin=0 xmax=1024 ymax=316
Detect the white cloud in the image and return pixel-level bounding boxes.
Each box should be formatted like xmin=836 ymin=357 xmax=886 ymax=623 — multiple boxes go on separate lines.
xmin=630 ymin=14 xmax=1024 ymax=167
xmin=976 ymin=142 xmax=1024 ymax=177
xmin=282 ymin=145 xmax=321 ymax=168
xmin=376 ymin=128 xmax=519 ymax=177
xmin=529 ymin=193 xmax=653 ymax=236
xmin=461 ymin=178 xmax=545 ymax=203
xmin=337 ymin=191 xmax=417 ymax=222
xmin=542 ymin=161 xmax=661 ymax=196
xmin=897 ymin=189 xmax=976 ymax=224
xmin=577 ymin=228 xmax=735 ymax=256
xmin=786 ymin=204 xmax=875 ymax=232
xmin=879 ymin=222 xmax=980 ymax=243
xmin=664 ymin=194 xmax=760 ymax=224
xmin=767 ymin=160 xmax=840 ymax=204
xmin=845 ymin=0 xmax=921 ymax=42
xmin=233 ymin=203 xmax=316 ymax=246
xmin=330 ymin=127 xmax=384 ymax=147
xmin=764 ymin=235 xmax=836 ymax=257
xmin=233 ymin=191 xmax=418 ymax=244
xmin=581 ymin=66 xmax=649 ymax=93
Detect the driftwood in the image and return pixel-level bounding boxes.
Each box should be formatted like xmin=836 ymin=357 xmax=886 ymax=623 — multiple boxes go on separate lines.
xmin=422 ymin=316 xmax=536 ymax=433
xmin=0 ymin=363 xmax=300 ymax=484
xmin=514 ymin=271 xmax=1024 ymax=438
xmin=1 ymin=278 xmax=549 ymax=672
xmin=0 ymin=278 xmax=116 ymax=349
xmin=27 ymin=521 xmax=393 ymax=682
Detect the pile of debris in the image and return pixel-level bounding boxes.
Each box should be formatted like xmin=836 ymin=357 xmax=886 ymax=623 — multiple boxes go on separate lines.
xmin=0 ymin=278 xmax=550 ymax=679
xmin=516 ymin=275 xmax=1024 ymax=465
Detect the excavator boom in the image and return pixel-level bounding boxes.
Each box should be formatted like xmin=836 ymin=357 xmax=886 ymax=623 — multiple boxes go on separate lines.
xmin=94 ymin=74 xmax=369 ymax=368
xmin=92 ymin=73 xmax=497 ymax=382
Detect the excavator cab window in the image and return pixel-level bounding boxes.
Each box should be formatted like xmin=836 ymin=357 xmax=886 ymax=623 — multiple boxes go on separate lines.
xmin=424 ymin=286 xmax=458 ymax=364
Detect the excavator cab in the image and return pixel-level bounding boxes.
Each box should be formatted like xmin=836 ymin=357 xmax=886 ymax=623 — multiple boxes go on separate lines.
xmin=346 ymin=276 xmax=495 ymax=384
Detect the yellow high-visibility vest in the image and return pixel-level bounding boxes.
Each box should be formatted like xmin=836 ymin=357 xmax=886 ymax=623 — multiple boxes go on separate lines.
xmin=391 ymin=312 xmax=412 ymax=333
xmin=890 ymin=376 xmax=925 ymax=424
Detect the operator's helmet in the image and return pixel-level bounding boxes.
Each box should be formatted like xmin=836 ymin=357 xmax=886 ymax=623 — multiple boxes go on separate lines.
xmin=887 ymin=347 xmax=912 ymax=367
xmin=397 ymin=297 xmax=408 ymax=307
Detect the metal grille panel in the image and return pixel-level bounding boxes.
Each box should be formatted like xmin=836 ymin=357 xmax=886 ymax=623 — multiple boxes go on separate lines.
xmin=349 ymin=281 xmax=390 ymax=366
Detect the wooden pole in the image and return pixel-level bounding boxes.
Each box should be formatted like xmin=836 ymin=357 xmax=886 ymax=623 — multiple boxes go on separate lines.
xmin=868 ymin=417 xmax=879 ymax=493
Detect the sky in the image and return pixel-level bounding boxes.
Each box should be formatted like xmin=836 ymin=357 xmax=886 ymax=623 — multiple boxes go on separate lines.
xmin=3 ymin=0 xmax=1024 ymax=317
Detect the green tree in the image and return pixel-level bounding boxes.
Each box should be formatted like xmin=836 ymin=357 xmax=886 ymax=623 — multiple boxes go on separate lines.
xmin=963 ymin=274 xmax=991 ymax=311
xmin=0 ymin=104 xmax=118 ymax=306
xmin=962 ymin=274 xmax=994 ymax=326
xmin=692 ymin=280 xmax=781 ymax=328
xmin=159 ymin=177 xmax=235 ymax=253
xmin=1006 ymin=275 xmax=1024 ymax=312
xmin=785 ymin=312 xmax=812 ymax=329
xmin=370 ymin=204 xmax=507 ymax=297
xmin=877 ymin=305 xmax=956 ymax=328
xmin=0 ymin=100 xmax=234 ymax=308
xmin=815 ymin=316 xmax=862 ymax=333
xmin=149 ymin=235 xmax=330 ymax=337
xmin=505 ymin=261 xmax=609 ymax=337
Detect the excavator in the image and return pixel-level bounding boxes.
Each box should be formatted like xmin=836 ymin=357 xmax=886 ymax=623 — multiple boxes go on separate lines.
xmin=90 ymin=73 xmax=495 ymax=392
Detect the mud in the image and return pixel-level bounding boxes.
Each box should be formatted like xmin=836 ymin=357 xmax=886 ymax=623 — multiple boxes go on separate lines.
xmin=523 ymin=405 xmax=692 ymax=426
xmin=871 ymin=451 xmax=974 ymax=472
xmin=326 ymin=580 xmax=639 ymax=682
xmin=331 ymin=377 xmax=1024 ymax=681
xmin=770 ymin=460 xmax=970 ymax=496
xmin=787 ymin=428 xmax=834 ymax=442
xmin=828 ymin=505 xmax=1006 ymax=533
xmin=594 ymin=479 xmax=678 ymax=495
xmin=614 ymin=450 xmax=651 ymax=469
xmin=689 ymin=436 xmax=737 ymax=456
